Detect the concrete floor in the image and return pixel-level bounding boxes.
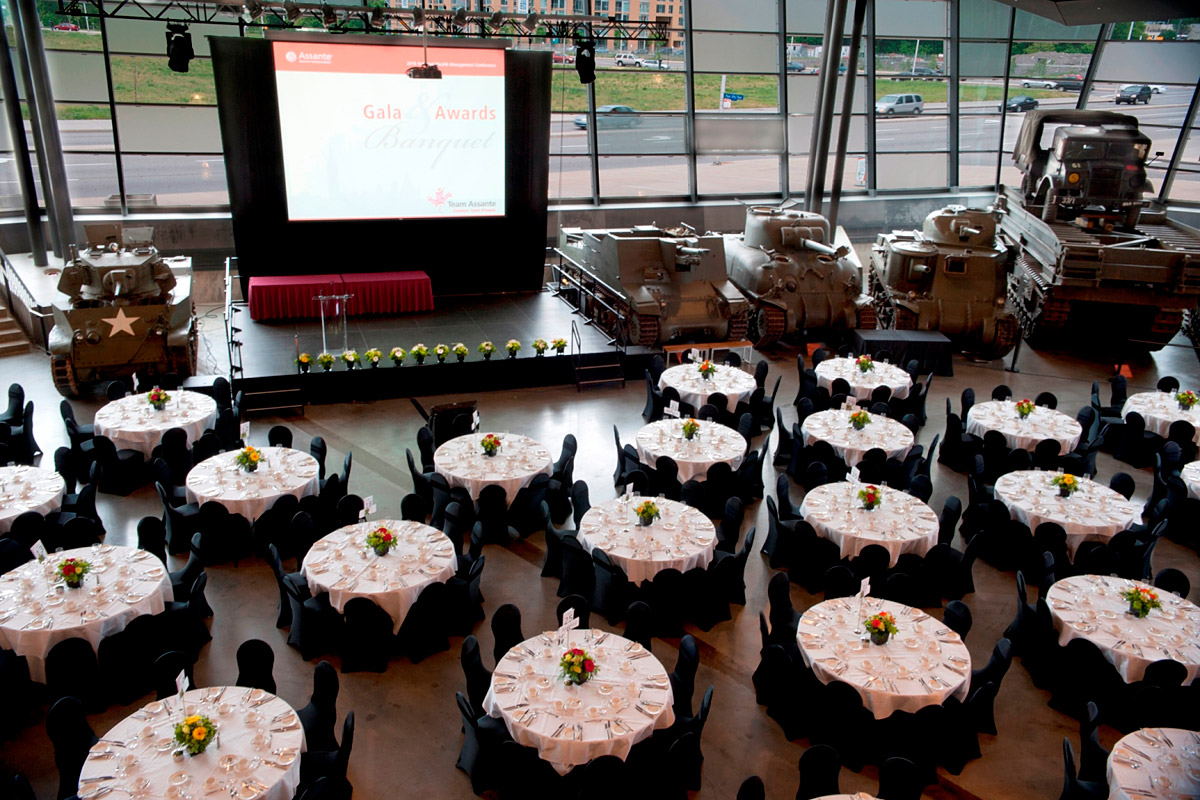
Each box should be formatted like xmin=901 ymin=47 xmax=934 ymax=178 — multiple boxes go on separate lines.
xmin=3 ymin=297 xmax=1200 ymax=800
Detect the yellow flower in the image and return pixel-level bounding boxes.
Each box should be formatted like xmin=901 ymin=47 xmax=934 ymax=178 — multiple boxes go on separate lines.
xmin=572 ymin=665 xmax=581 ymax=672
xmin=250 ymin=452 xmax=260 ymax=462
xmin=192 ymin=726 xmax=208 ymax=741
xmin=184 ymin=715 xmax=200 ymax=725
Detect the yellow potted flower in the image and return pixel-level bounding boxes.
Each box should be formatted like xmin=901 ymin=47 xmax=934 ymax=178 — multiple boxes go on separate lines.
xmin=175 ymin=713 xmax=217 ymax=756
xmin=453 ymin=342 xmax=469 ymax=362
xmin=532 ymin=338 xmax=548 ymax=356
xmin=296 ymin=353 xmax=313 ymax=373
xmin=390 ymin=347 xmax=406 ymax=366
xmin=552 ymin=337 xmax=568 ymax=355
xmin=1051 ymin=473 xmax=1078 ymax=498
xmin=411 ymin=344 xmax=429 ymax=365
xmin=236 ymin=445 xmax=261 ymax=473
xmin=479 ymin=341 xmax=496 ymax=360
xmin=506 ymin=339 xmax=521 ymax=359
xmin=364 ymin=348 xmax=382 ymax=368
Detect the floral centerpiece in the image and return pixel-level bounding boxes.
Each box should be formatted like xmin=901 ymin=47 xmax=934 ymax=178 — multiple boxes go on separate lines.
xmin=411 ymin=344 xmax=429 ymax=365
xmin=453 ymin=342 xmax=468 ymax=362
xmin=365 ymin=526 xmax=398 ymax=557
xmin=635 ymin=499 xmax=660 ymax=527
xmin=849 ymin=409 xmax=871 ymax=430
xmin=855 ymin=354 xmax=875 ymax=373
xmin=1051 ymin=473 xmax=1079 ymax=498
xmin=296 ymin=353 xmax=313 ymax=373
xmin=434 ymin=343 xmax=450 ymax=363
xmin=506 ymin=339 xmax=521 ymax=359
xmin=147 ymin=387 xmax=170 ymax=411
xmin=560 ymin=647 xmax=598 ymax=686
xmin=364 ymin=348 xmax=382 ymax=368
xmin=532 ymin=338 xmax=548 ymax=356
xmin=316 ymin=352 xmax=335 ymax=372
xmin=858 ymin=484 xmax=882 ymax=511
xmin=57 ymin=557 xmax=90 ymax=588
xmin=552 ymin=337 xmax=568 ymax=355
xmin=1015 ymin=398 xmax=1035 ymax=420
xmin=1122 ymin=586 xmax=1162 ymax=619
xmin=390 ymin=347 xmax=406 ymax=366
xmin=236 ymin=445 xmax=261 ymax=473
xmin=697 ymin=360 xmax=717 ymax=380
xmin=341 ymin=350 xmax=360 ymax=370
xmin=1176 ymin=390 xmax=1198 ymax=411
xmin=682 ymin=418 xmax=701 ymax=441
xmin=479 ymin=341 xmax=496 ymax=360
xmin=481 ymin=433 xmax=501 ymax=457
xmin=174 ymin=714 xmax=217 ymax=756
xmin=864 ymin=611 xmax=898 ymax=645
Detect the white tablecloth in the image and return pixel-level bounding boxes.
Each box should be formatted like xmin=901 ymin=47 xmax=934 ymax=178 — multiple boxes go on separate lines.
xmin=966 ymin=400 xmax=1082 ymax=453
xmin=186 ymin=448 xmax=319 ymax=521
xmin=800 ymin=409 xmax=914 ymax=467
xmin=482 ymin=629 xmax=675 ymax=775
xmin=1122 ymin=392 xmax=1200 ymax=444
xmin=0 ymin=465 xmax=65 ymax=534
xmin=93 ymin=391 xmax=218 ymax=458
xmin=78 ymin=687 xmax=305 ymax=800
xmin=1183 ymin=462 xmax=1200 ymax=501
xmin=796 ymin=597 xmax=971 ymax=720
xmin=434 ymin=433 xmax=552 ymax=503
xmin=576 ymin=497 xmax=715 ymax=584
xmin=1107 ymin=728 xmax=1200 ymax=800
xmin=302 ymin=520 xmax=456 ymax=634
xmin=634 ymin=420 xmax=746 ymax=483
xmin=0 ymin=545 xmax=171 ymax=682
xmin=815 ymin=357 xmax=912 ymax=401
xmin=799 ymin=481 xmax=939 ymax=566
xmin=658 ymin=363 xmax=756 ymax=414
xmin=994 ymin=471 xmax=1139 ymax=558
xmin=1047 ymin=575 xmax=1200 ymax=685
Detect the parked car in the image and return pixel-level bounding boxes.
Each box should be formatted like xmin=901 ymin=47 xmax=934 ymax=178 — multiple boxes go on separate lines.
xmin=573 ymin=105 xmax=642 ymax=129
xmin=1020 ymin=79 xmax=1056 ymax=88
xmin=906 ymin=67 xmax=944 ymax=80
xmin=613 ymin=53 xmax=670 ymax=69
xmin=1115 ymin=84 xmax=1152 ymax=105
xmin=552 ymin=52 xmax=575 ymax=64
xmin=1149 ymin=85 xmax=1167 ymax=94
xmin=875 ymin=93 xmax=924 ymax=115
xmin=1054 ymin=75 xmax=1085 ymax=91
xmin=52 ymin=22 xmax=80 ymax=30
xmin=1001 ymin=95 xmax=1039 ymax=112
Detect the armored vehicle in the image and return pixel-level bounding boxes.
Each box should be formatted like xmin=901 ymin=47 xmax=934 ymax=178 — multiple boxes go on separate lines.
xmin=557 ymin=224 xmax=750 ymax=347
xmin=1001 ymin=110 xmax=1200 ymax=350
xmin=49 ymin=224 xmax=197 ymax=396
xmin=867 ymin=205 xmax=1019 ymax=359
xmin=723 ymin=206 xmax=870 ymax=347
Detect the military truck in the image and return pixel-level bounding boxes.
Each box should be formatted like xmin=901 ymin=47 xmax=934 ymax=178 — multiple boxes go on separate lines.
xmin=49 ymin=224 xmax=197 ymax=396
xmin=867 ymin=205 xmax=1020 ymax=359
xmin=556 ymin=224 xmax=750 ymax=347
xmin=1000 ymin=110 xmax=1200 ymax=350
xmin=722 ymin=206 xmax=871 ymax=347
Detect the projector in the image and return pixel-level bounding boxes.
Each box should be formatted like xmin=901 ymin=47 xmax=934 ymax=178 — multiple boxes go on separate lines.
xmin=407 ymin=63 xmax=442 ymax=79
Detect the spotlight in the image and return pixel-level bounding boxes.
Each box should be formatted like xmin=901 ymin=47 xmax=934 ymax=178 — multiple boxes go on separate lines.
xmin=165 ymin=22 xmax=194 ymax=73
xmin=407 ymin=63 xmax=442 ymax=79
xmin=453 ymin=7 xmax=467 ymax=25
xmin=284 ymin=1 xmax=300 ymax=21
xmin=322 ymin=4 xmax=337 ymax=26
xmin=574 ymin=37 xmax=596 ymax=84
xmin=523 ymin=11 xmax=538 ymax=29
xmin=244 ymin=0 xmax=263 ymax=20
xmin=370 ymin=5 xmax=385 ymax=27
xmin=488 ymin=11 xmax=502 ymax=26
xmin=410 ymin=5 xmax=424 ymax=26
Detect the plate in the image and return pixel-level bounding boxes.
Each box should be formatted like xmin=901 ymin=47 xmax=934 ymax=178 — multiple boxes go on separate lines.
xmin=276 ymin=751 xmax=297 ymax=766
xmin=145 ymin=701 xmax=164 ymax=714
xmin=169 ymin=771 xmax=189 ymax=786
xmin=276 ymin=712 xmax=296 ymax=726
xmin=155 ymin=737 xmax=176 ymax=752
xmin=238 ymin=784 xmax=261 ymax=799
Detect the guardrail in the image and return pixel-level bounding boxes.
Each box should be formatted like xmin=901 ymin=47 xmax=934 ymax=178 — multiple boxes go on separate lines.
xmin=0 ymin=247 xmax=52 ymax=349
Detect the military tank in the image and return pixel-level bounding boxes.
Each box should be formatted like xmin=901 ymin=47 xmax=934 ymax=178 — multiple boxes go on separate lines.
xmin=722 ymin=206 xmax=871 ymax=347
xmin=866 ymin=205 xmax=1020 ymax=359
xmin=1000 ymin=110 xmax=1200 ymax=350
xmin=556 ymin=224 xmax=750 ymax=347
xmin=49 ymin=224 xmax=197 ymax=396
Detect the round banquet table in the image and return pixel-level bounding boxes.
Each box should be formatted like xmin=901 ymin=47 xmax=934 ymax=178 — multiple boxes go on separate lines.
xmin=993 ymin=471 xmax=1139 ymax=559
xmin=0 ymin=465 xmax=65 ymax=534
xmin=1047 ymin=575 xmax=1200 ymax=684
xmin=815 ymin=357 xmax=912 ymax=402
xmin=92 ymin=391 xmax=218 ymax=458
xmin=434 ymin=433 xmax=552 ymax=503
xmin=799 ymin=482 xmax=939 ymax=566
xmin=0 ymin=545 xmax=171 ymax=683
xmin=1184 ymin=461 xmax=1200 ymax=501
xmin=796 ymin=597 xmax=971 ymax=719
xmin=481 ymin=628 xmax=675 ymax=775
xmin=301 ymin=520 xmax=457 ymax=634
xmin=576 ymin=497 xmax=716 ymax=584
xmin=965 ymin=400 xmax=1082 ymax=453
xmin=1107 ymin=727 xmax=1200 ymax=800
xmin=185 ymin=447 xmax=319 ymax=521
xmin=1122 ymin=392 xmax=1200 ymax=444
xmin=634 ymin=420 xmax=746 ymax=483
xmin=77 ymin=687 xmax=305 ymax=800
xmin=658 ymin=363 xmax=756 ymax=414
xmin=800 ymin=409 xmax=914 ymax=468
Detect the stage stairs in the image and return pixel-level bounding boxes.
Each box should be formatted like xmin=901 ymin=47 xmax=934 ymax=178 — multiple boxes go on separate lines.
xmin=570 ymin=321 xmax=625 ymax=390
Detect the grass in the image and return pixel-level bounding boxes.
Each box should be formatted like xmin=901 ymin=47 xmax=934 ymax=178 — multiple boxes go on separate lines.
xmin=552 ymin=69 xmax=780 ymax=113
xmin=876 ymin=78 xmax=1064 ymax=103
xmin=109 ymin=56 xmax=217 ymax=104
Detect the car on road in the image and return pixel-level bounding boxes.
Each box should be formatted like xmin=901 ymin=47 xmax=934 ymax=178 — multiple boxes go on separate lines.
xmin=905 ymin=67 xmax=944 ymax=80
xmin=52 ymin=22 xmax=80 ymax=30
xmin=1001 ymin=95 xmax=1039 ymax=113
xmin=1020 ymin=79 xmax=1056 ymax=88
xmin=1115 ymin=84 xmax=1152 ymax=104
xmin=875 ymin=93 xmax=924 ymax=115
xmin=552 ymin=52 xmax=574 ymax=64
xmin=1054 ymin=74 xmax=1085 ymax=91
xmin=1149 ymin=85 xmax=1167 ymax=94
xmin=573 ymin=105 xmax=642 ymax=129
xmin=613 ymin=53 xmax=670 ymax=69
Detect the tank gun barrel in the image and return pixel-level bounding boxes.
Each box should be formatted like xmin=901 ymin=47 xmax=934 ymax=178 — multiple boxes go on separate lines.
xmin=795 ymin=237 xmax=849 ymax=259
xmin=677 ymin=246 xmax=709 ymax=256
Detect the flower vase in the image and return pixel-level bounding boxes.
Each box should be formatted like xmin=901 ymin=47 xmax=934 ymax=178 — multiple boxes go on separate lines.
xmin=243 ymin=463 xmax=257 ymax=474
xmin=345 ymin=362 xmax=356 ymax=371
xmin=639 ymin=517 xmax=652 ymax=527
xmin=437 ymin=355 xmax=446 ymax=364
xmin=1179 ymin=402 xmax=1191 ymax=412
xmin=373 ymin=546 xmax=390 ymax=557
xmin=684 ymin=433 xmax=696 ymax=441
xmin=457 ymin=354 xmax=465 ymax=363
xmin=852 ymin=422 xmax=866 ymax=431
xmin=151 ymin=402 xmax=166 ymax=412
xmin=870 ymin=630 xmax=889 ymax=646
xmin=299 ymin=364 xmax=310 ymax=374
xmin=1127 ymin=603 xmax=1150 ymax=618
xmin=536 ymin=352 xmax=544 ymax=357
xmin=508 ymin=351 xmax=517 ymax=360
xmin=701 ymin=373 xmax=712 ymax=381
xmin=483 ymin=352 xmax=493 ymax=361
xmin=1059 ymin=487 xmax=1071 ymax=499
xmin=65 ymin=579 xmax=82 ymax=589
xmin=556 ymin=348 xmax=566 ymax=356
xmin=415 ymin=355 xmax=425 ymax=365
xmin=370 ymin=360 xmax=379 ymax=369
xmin=322 ymin=365 xmax=332 ymax=372
xmin=484 ymin=450 xmax=497 ymax=458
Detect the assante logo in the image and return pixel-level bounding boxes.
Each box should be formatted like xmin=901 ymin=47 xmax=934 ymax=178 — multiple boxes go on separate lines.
xmin=284 ymin=51 xmax=297 ymax=63
xmin=286 ymin=51 xmax=334 ymax=64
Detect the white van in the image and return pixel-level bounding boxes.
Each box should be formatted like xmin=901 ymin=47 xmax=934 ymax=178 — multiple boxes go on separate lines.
xmin=875 ymin=93 xmax=924 ymax=115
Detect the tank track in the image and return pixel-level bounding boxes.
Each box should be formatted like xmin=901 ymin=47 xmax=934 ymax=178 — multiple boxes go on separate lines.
xmin=749 ymin=304 xmax=786 ymax=347
xmin=895 ymin=306 xmax=918 ymax=330
xmin=625 ymin=314 xmax=661 ymax=347
xmin=854 ymin=303 xmax=877 ymax=331
xmin=867 ymin=266 xmax=898 ymax=330
xmin=727 ymin=310 xmax=749 ymax=342
xmin=983 ymin=314 xmax=1020 ymax=360
xmin=51 ymin=355 xmax=79 ymax=397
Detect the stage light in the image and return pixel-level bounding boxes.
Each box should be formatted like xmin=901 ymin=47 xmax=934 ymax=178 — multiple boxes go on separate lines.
xmin=244 ymin=0 xmax=263 ymax=20
xmin=407 ymin=63 xmax=442 ymax=79
xmin=453 ymin=7 xmax=467 ymax=26
xmin=369 ymin=5 xmax=385 ymax=27
xmin=165 ymin=22 xmax=194 ymax=73
xmin=523 ymin=11 xmax=538 ymax=30
xmin=322 ymin=5 xmax=337 ymax=26
xmin=284 ymin=1 xmax=300 ymax=21
xmin=574 ymin=37 xmax=596 ymax=84
xmin=488 ymin=11 xmax=502 ymax=26
xmin=410 ymin=5 xmax=424 ymax=27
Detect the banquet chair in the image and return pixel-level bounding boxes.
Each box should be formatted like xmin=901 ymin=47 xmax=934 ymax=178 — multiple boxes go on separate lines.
xmin=105 ymin=380 xmax=130 ymax=401
xmin=447 ymin=554 xmax=487 ymax=635
xmin=647 ymin=567 xmax=686 ymax=638
xmin=969 ymin=637 xmax=1012 ymax=703
xmin=556 ymin=594 xmax=592 ymax=629
xmin=415 ymin=426 xmax=436 ymax=474
xmin=547 ymin=455 xmax=576 ymax=524
xmin=1004 ymin=447 xmax=1033 ymax=476
xmin=310 ymin=436 xmax=328 ymax=481
xmin=712 ymin=526 xmax=756 ymax=606
xmin=907 ymin=475 xmax=933 ymax=504
xmin=578 ymin=755 xmax=630 ymax=800
xmin=767 ymin=571 xmax=801 ymax=636
xmin=1077 ymin=702 xmax=1110 ymax=786
xmin=0 ymin=383 xmax=23 ymax=426
xmin=508 ymin=474 xmax=551 ymax=538
xmin=1165 ymin=420 xmax=1197 ymax=463
xmin=334 ymin=494 xmax=364 ymax=527
xmin=643 ymin=371 xmax=665 ymax=423
xmin=881 ymin=572 xmax=920 ymax=607
xmin=613 ymin=425 xmax=642 ymax=487
xmin=650 ymin=455 xmax=682 ymax=502
xmin=1034 ymin=391 xmax=1058 ymax=410
xmin=662 ymin=385 xmax=695 ymax=419
xmin=763 ymin=496 xmax=798 ymax=568
xmin=267 ymin=424 xmax=293 ymax=449
xmin=937 ymin=496 xmax=962 ymax=547
xmin=773 ymin=410 xmax=796 ymax=469
xmin=7 ymin=510 xmax=46 ymax=550
xmin=472 ymin=483 xmax=515 ymax=545
xmin=623 ymin=600 xmax=654 ymax=652
xmin=57 ymin=516 xmax=102 ymax=550
xmin=455 ymin=692 xmax=498 ymax=797
xmin=298 ymin=711 xmax=355 ymax=800
xmin=1156 ymin=375 xmax=1180 ymax=393
xmin=160 ymin=571 xmax=214 ymax=656
xmin=235 ymin=638 xmax=277 ymax=692
xmin=152 ymin=458 xmax=189 ymax=508
xmin=153 ymin=427 xmax=193 ymax=485
xmin=1114 ymin=411 xmax=1157 ymax=468
xmin=669 ymin=635 xmax=700 ymax=720
xmin=290 ymin=509 xmax=322 ymax=565
xmin=649 ymin=354 xmax=666 ymax=383
xmin=852 ymin=544 xmax=891 ymax=589
xmin=400 ymin=492 xmax=428 ymax=523
xmin=495 ymin=739 xmax=557 ymax=800
xmin=0 ymin=537 xmax=33 ymax=574
xmin=44 ymin=638 xmax=104 ymax=712
xmin=263 ymin=544 xmax=299 ymax=629
xmin=398 ymin=582 xmax=451 ymax=663
xmin=89 ymin=434 xmax=145 ymax=495
xmin=716 ymin=496 xmax=745 ymax=555
xmin=868 ymin=401 xmax=890 ymax=417
xmin=829 ymin=378 xmax=852 ymax=401
xmin=567 ymin=479 xmax=592 ymax=530
xmin=133 ymin=515 xmax=167 ymax=565
xmin=620 ymin=468 xmax=651 ymax=498
xmin=795 ymin=743 xmax=841 ymax=800
xmin=406 ymin=449 xmax=433 ymax=508
xmin=317 ymin=474 xmax=345 ymax=526
xmin=942 ymin=600 xmax=972 ymax=641
xmin=681 ymin=478 xmax=706 ymax=513
xmin=1153 ymin=567 xmax=1190 ymax=597
xmin=298 ymin=661 xmax=341 ymax=752
xmin=558 ymin=535 xmax=595 ymax=599
xmin=192 ymin=502 xmax=249 ymax=566
xmin=283 ymin=573 xmax=342 ymax=660
xmin=54 ymin=445 xmax=81 ymax=496
xmin=541 ymin=518 xmax=572 ymax=582
xmin=59 ymin=401 xmax=94 ymax=448
xmin=46 ymin=696 xmax=98 ymax=800
xmin=697 ymin=403 xmax=720 ymax=422
xmin=490 ymin=603 xmax=525 ymax=664
xmin=1032 ymin=438 xmax=1063 ymax=472
xmin=822 ymin=565 xmax=858 ymax=600
xmin=213 ymin=408 xmax=242 ymax=452
xmin=191 ymin=430 xmax=222 ymax=465
xmin=811 ymin=681 xmax=873 ymax=771
xmin=340 ymin=598 xmax=394 ymax=673
xmin=924 ymin=530 xmax=987 ymax=601
xmin=1059 ymin=738 xmax=1107 ymax=800
xmin=592 ymin=548 xmax=633 ymax=624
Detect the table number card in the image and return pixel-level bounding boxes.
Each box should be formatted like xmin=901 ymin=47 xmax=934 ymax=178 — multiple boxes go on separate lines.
xmin=363 ymin=495 xmax=377 ymax=516
xmin=31 ymin=539 xmax=47 ymax=562
xmin=558 ymin=608 xmax=579 ymax=640
xmin=240 ymin=422 xmax=251 ymax=441
xmin=664 ymin=401 xmax=680 ymax=419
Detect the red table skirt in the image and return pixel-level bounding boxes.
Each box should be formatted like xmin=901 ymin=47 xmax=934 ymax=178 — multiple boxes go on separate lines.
xmin=248 ymin=271 xmax=433 ymax=321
